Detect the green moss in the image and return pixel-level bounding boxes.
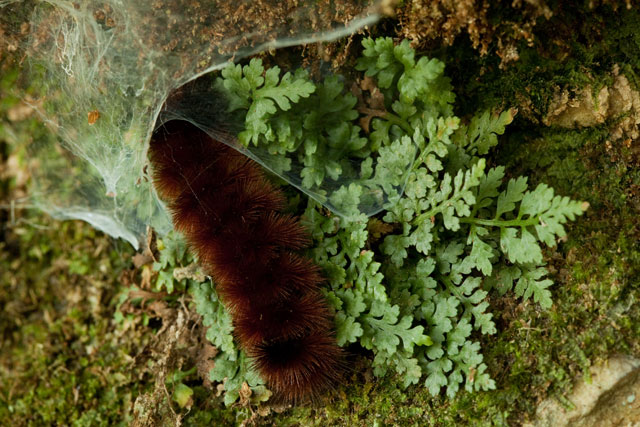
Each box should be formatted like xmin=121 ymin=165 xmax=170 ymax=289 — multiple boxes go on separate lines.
xmin=0 ymin=211 xmax=149 ymax=425
xmin=443 ymin=4 xmax=640 ymax=117
xmin=3 ymin=3 xmax=640 ymax=426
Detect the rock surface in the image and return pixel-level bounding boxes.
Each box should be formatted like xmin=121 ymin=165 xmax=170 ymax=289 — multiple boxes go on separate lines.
xmin=544 ymin=66 xmax=640 ymax=142
xmin=528 ymin=355 xmax=640 ymax=427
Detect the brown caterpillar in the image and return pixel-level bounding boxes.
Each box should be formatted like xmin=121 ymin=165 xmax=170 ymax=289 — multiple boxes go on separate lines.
xmin=148 ymin=119 xmax=342 ymax=402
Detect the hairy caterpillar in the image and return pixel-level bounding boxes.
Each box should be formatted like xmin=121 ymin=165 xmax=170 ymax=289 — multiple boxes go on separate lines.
xmin=148 ymin=119 xmax=342 ymax=402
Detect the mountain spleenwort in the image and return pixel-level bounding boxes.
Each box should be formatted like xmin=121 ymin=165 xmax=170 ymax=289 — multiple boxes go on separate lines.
xmin=165 ymin=37 xmax=587 ymax=403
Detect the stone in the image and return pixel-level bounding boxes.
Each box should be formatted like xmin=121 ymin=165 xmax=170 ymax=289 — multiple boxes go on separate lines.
xmin=527 ymin=355 xmax=640 ymax=427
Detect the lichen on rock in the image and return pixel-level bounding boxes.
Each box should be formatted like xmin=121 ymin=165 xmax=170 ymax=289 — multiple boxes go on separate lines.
xmin=544 ymin=65 xmax=640 ymax=142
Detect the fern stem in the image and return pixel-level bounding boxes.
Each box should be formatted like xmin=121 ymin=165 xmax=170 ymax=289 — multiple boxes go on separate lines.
xmin=383 ymin=112 xmax=415 ymax=135
xmin=439 ymin=274 xmax=465 ymax=301
xmin=459 ymin=216 xmax=539 ymax=228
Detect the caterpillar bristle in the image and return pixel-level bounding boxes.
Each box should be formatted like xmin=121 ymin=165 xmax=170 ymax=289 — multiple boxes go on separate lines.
xmin=251 ymin=331 xmax=344 ymax=403
xmin=149 ymin=119 xmax=342 ymax=403
xmin=205 ymin=251 xmax=325 ymax=314
xmin=255 ymin=212 xmax=312 ymax=250
xmin=233 ymin=291 xmax=333 ymax=348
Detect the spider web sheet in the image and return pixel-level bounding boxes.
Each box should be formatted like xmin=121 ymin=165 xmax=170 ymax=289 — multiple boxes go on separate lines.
xmin=2 ymin=0 xmax=396 ymax=248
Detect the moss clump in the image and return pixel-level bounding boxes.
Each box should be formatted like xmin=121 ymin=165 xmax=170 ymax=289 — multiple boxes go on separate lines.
xmin=0 ymin=213 xmax=147 ymax=425
xmin=440 ymin=4 xmax=640 ymax=119
xmin=398 ymin=0 xmax=552 ymax=63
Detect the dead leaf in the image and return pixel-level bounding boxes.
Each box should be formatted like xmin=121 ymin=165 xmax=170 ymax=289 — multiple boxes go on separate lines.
xmin=355 ymin=77 xmax=387 ymax=133
xmin=360 ymin=75 xmax=378 ymax=93
xmin=196 ymin=341 xmax=218 ymax=389
xmin=127 ymin=289 xmax=168 ymax=307
xmin=216 ymin=382 xmax=225 ymax=397
xmin=367 ymin=217 xmax=395 ymax=241
xmin=147 ymin=299 xmax=173 ymax=321
xmin=143 ymin=226 xmax=158 ymax=262
xmin=140 ymin=265 xmax=154 ymax=289
xmin=173 ymin=262 xmax=205 ymax=282
xmin=7 ymin=103 xmax=34 ymax=122
xmin=238 ymin=381 xmax=252 ymax=407
xmin=133 ymin=252 xmax=153 ymax=268
xmin=88 ymin=110 xmax=100 ymax=125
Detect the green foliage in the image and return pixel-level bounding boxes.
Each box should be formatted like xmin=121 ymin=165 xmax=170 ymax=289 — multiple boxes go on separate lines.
xmin=214 ymin=38 xmax=459 ymax=213
xmin=216 ymin=59 xmax=315 ymax=149
xmin=152 ymin=231 xmax=192 ymax=293
xmin=215 ymin=59 xmax=369 ymax=190
xmin=190 ymin=280 xmax=271 ymax=406
xmin=299 ymin=38 xmax=585 ymax=397
xmin=187 ymin=37 xmax=585 ymax=402
xmin=356 ymin=38 xmax=454 ymax=116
